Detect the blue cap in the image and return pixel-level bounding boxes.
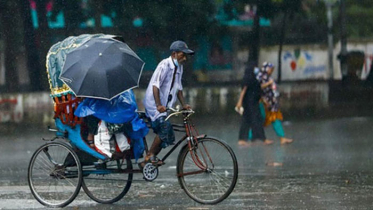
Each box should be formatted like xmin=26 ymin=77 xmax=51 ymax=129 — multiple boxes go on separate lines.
xmin=170 ymin=40 xmax=194 ymax=55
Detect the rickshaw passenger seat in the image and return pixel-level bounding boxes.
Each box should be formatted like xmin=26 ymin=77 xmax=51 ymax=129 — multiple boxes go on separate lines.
xmin=53 ymin=94 xmax=83 ymax=128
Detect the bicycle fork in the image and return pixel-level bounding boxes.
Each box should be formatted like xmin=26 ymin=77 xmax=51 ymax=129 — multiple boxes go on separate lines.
xmin=184 ymin=123 xmax=214 ymax=172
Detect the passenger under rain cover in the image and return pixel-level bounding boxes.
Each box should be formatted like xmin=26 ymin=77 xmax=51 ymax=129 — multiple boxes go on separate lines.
xmin=74 ymin=90 xmax=148 ymax=160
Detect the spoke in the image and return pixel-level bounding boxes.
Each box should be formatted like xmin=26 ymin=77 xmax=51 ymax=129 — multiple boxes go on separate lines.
xmin=38 ymin=154 xmax=55 ymax=171
xmin=42 ymin=149 xmax=58 ymax=165
xmin=34 ymin=162 xmax=53 ymax=175
xmin=210 ymin=173 xmax=227 ymax=195
xmin=60 ymin=171 xmax=78 ymax=188
xmin=210 ymin=171 xmax=233 ymax=188
xmin=209 ymin=174 xmax=220 ymax=200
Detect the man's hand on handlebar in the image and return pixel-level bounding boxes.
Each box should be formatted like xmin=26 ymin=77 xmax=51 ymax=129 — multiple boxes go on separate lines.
xmin=165 ymin=106 xmax=194 ymax=120
xmin=183 ymin=104 xmax=192 ymax=110
xmin=157 ymin=105 xmax=167 ymax=113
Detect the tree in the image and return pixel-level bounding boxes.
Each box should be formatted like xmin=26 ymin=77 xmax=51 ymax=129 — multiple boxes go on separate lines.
xmin=232 ymin=0 xmax=276 ymax=65
xmin=35 ymin=0 xmax=51 ymax=90
xmin=50 ymin=0 xmax=86 ymax=36
xmin=118 ymin=0 xmax=216 ymax=48
xmin=344 ymin=0 xmax=373 ymax=38
xmin=233 ymin=0 xmax=303 ymax=82
xmin=273 ymin=0 xmax=303 ymax=82
xmin=90 ymin=0 xmax=103 ymax=30
xmin=0 ymin=1 xmax=20 ymax=92
xmin=20 ymin=0 xmax=43 ymax=91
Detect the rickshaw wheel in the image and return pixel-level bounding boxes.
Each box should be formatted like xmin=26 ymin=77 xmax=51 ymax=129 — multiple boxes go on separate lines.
xmin=82 ymin=155 xmax=133 ymax=204
xmin=28 ymin=142 xmax=82 ymax=208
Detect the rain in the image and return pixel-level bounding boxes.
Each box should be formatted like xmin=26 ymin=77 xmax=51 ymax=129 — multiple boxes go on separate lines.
xmin=1 ymin=0 xmax=373 ymax=209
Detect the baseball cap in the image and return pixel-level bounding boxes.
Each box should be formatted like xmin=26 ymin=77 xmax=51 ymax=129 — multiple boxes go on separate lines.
xmin=170 ymin=40 xmax=194 ymax=55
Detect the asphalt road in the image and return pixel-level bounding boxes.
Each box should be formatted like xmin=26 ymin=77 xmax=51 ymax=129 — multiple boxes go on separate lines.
xmin=1 ymin=113 xmax=373 ymax=210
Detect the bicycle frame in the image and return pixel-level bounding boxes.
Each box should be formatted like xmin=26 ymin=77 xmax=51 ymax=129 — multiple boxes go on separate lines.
xmin=150 ymin=110 xmax=213 ymax=177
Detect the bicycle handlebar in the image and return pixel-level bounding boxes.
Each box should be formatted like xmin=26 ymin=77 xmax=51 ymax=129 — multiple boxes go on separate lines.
xmin=165 ymin=107 xmax=195 ymax=121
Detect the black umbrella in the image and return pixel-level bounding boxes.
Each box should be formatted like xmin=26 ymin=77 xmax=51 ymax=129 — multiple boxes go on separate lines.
xmin=60 ymin=37 xmax=145 ymax=100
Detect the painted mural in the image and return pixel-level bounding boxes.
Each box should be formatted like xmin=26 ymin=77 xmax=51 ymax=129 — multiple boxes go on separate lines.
xmin=282 ymin=49 xmax=328 ymax=80
xmin=362 ymin=53 xmax=373 ymax=80
xmin=0 ymin=95 xmax=23 ymax=123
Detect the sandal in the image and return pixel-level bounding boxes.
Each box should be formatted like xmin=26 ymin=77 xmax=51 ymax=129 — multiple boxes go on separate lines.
xmin=138 ymin=156 xmax=164 ymax=170
xmin=149 ymin=156 xmax=165 ymax=166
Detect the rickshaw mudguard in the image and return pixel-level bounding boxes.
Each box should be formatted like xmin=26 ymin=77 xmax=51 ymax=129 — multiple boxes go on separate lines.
xmin=55 ymin=118 xmax=108 ymax=160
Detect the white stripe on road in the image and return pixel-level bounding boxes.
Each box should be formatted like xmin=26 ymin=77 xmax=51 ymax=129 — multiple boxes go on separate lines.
xmin=0 ymin=199 xmax=96 ymax=209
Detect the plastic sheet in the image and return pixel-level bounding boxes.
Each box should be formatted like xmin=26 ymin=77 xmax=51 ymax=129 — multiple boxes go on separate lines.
xmin=74 ymin=90 xmax=148 ymax=160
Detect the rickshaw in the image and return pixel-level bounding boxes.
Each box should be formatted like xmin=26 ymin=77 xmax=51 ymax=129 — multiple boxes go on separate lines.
xmin=27 ymin=34 xmax=238 ymax=208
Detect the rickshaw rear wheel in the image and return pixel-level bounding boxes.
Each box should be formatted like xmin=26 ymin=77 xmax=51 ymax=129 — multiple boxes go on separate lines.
xmin=28 ymin=142 xmax=82 ymax=208
xmin=82 ymin=155 xmax=133 ymax=204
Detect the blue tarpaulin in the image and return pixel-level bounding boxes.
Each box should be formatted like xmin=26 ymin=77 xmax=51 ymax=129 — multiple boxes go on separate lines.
xmin=74 ymin=90 xmax=148 ymax=160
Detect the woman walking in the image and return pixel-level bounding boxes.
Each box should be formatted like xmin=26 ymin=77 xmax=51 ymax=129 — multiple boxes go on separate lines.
xmin=257 ymin=62 xmax=293 ymax=145
xmin=236 ymin=62 xmax=273 ymax=147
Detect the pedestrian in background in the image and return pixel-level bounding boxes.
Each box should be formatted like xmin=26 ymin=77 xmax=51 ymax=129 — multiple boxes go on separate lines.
xmin=236 ymin=62 xmax=273 ymax=147
xmin=257 ymin=62 xmax=293 ymax=145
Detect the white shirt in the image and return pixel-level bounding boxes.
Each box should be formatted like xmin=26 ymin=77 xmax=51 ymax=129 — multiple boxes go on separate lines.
xmin=143 ymin=56 xmax=183 ymax=121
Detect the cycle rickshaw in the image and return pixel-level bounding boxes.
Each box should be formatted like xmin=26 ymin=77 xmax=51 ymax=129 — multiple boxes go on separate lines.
xmin=28 ymin=34 xmax=238 ymax=208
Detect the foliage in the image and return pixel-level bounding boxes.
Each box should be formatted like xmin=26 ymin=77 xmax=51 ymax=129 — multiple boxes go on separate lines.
xmin=50 ymin=0 xmax=87 ymax=34
xmin=4 ymin=0 xmax=373 ymax=91
xmin=49 ymin=0 xmax=218 ymax=47
xmin=345 ymin=0 xmax=373 ymax=38
xmin=120 ymin=1 xmax=216 ymax=46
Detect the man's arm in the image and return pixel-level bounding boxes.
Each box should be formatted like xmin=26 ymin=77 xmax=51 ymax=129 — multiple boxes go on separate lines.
xmin=153 ymin=85 xmax=166 ymax=113
xmin=177 ymin=90 xmax=191 ymax=110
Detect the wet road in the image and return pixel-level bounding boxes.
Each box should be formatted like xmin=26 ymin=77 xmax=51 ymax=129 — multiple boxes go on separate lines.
xmin=1 ymin=114 xmax=373 ymax=209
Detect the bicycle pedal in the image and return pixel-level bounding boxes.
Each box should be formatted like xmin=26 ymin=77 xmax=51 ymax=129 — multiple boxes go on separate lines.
xmin=151 ymin=162 xmax=159 ymax=166
xmin=153 ymin=162 xmax=165 ymax=167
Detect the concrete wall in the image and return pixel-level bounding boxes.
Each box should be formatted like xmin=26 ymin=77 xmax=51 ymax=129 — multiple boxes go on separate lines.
xmin=0 ymin=82 xmax=330 ymax=124
xmin=3 ymin=41 xmax=373 ymax=88
xmin=235 ymin=44 xmax=341 ymax=81
xmin=234 ymin=42 xmax=373 ymax=82
xmin=260 ymin=45 xmax=331 ymax=81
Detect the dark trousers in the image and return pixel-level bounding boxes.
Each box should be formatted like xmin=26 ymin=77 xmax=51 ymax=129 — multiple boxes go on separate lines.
xmin=85 ymin=115 xmax=100 ymax=135
xmin=239 ymin=102 xmax=266 ymax=141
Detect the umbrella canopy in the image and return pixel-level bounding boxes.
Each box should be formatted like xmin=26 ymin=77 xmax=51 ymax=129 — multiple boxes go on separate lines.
xmin=60 ymin=37 xmax=145 ymax=100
